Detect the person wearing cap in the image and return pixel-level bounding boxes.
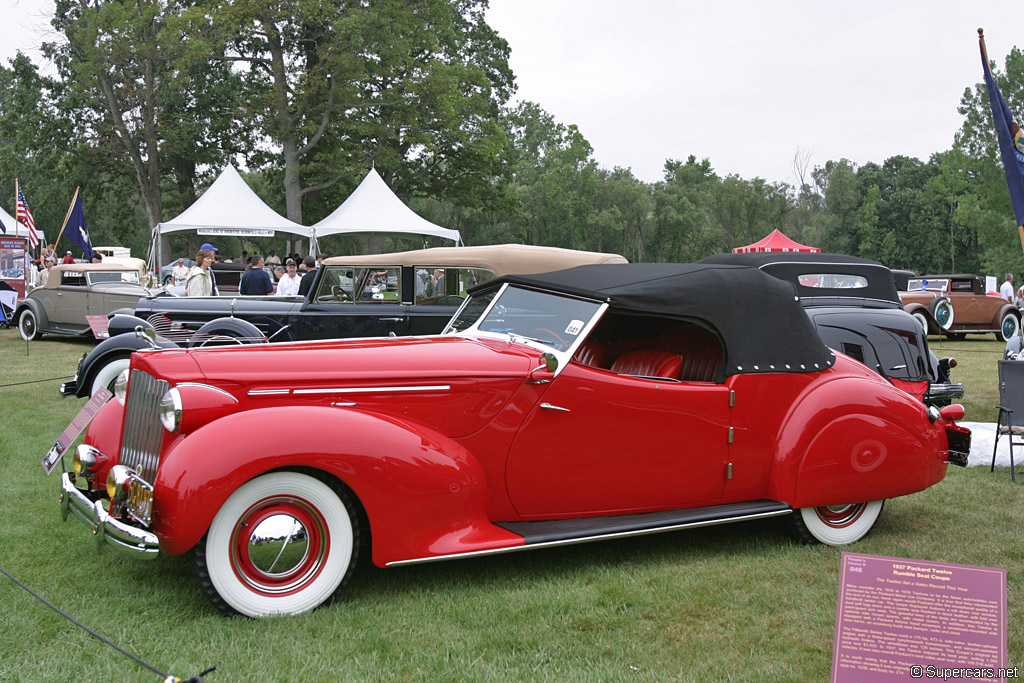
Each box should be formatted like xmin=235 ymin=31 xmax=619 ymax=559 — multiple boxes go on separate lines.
xmin=36 ymin=256 xmax=56 ymax=288
xmin=275 ymin=258 xmax=303 ymax=296
xmin=90 ymin=253 xmax=103 ymax=263
xmin=62 ymin=251 xmax=75 ymax=264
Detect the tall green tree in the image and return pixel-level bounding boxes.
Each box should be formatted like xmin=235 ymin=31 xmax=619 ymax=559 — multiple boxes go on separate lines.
xmin=201 ymin=0 xmax=513 ymax=224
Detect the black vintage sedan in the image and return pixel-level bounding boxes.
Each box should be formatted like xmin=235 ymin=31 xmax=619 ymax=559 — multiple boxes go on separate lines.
xmin=698 ymin=252 xmax=963 ymax=407
xmin=61 ymin=244 xmax=627 ymax=397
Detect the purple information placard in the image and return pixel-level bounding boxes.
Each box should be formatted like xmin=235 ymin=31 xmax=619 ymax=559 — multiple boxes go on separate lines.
xmin=832 ymin=553 xmax=1010 ymax=683
xmin=41 ymin=387 xmax=112 ymax=474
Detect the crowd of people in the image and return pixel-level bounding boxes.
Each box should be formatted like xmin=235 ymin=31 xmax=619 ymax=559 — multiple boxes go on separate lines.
xmin=183 ymin=243 xmax=326 ymax=297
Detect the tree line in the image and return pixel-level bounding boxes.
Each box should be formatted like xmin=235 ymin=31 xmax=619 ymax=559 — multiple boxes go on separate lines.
xmin=1 ymin=0 xmax=1023 ymax=278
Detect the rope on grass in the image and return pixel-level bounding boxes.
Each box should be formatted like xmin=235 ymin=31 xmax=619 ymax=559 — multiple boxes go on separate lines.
xmin=0 ymin=564 xmax=215 ymax=682
xmin=0 ymin=376 xmax=72 ymax=389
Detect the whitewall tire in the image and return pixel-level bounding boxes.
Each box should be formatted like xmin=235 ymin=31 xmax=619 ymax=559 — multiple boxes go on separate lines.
xmin=18 ymin=309 xmax=41 ymax=341
xmin=788 ymin=500 xmax=884 ymax=546
xmin=90 ymin=356 xmax=131 ymax=397
xmin=194 ymin=471 xmax=360 ymax=617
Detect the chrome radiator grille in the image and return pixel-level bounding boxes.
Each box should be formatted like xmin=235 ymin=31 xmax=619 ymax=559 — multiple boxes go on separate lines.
xmin=119 ymin=369 xmax=169 ymax=484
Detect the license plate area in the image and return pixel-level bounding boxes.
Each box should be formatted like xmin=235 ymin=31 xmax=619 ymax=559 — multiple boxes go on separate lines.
xmin=126 ymin=475 xmax=154 ymax=524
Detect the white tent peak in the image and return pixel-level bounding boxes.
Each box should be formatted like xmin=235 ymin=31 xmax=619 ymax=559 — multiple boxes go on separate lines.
xmin=312 ymin=168 xmax=461 ymax=244
xmin=158 ymin=164 xmax=307 ymax=235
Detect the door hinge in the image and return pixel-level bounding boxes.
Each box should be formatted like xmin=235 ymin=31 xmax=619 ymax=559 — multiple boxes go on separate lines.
xmin=728 ymin=426 xmax=734 ymax=444
xmin=729 ymin=390 xmax=735 ymax=407
xmin=725 ymin=462 xmax=733 ymax=480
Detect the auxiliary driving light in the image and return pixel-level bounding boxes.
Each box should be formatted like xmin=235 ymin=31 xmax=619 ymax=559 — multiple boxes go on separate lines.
xmin=106 ymin=465 xmax=136 ymax=502
xmin=72 ymin=444 xmax=106 ymax=475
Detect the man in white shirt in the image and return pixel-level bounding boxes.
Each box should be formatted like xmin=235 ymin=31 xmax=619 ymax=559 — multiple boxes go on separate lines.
xmin=171 ymin=258 xmax=190 ymax=287
xmin=1001 ymin=274 xmax=1015 ymax=302
xmin=275 ymin=259 xmax=303 ymax=296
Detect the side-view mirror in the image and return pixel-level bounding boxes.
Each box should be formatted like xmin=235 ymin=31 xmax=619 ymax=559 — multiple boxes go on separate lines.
xmin=529 ymin=352 xmax=559 ymax=383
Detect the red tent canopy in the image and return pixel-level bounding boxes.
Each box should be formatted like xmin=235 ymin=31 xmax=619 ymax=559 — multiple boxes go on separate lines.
xmin=732 ymin=229 xmax=820 ymax=253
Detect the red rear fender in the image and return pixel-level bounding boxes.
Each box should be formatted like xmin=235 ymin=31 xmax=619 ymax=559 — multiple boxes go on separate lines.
xmin=767 ymin=376 xmax=948 ymax=507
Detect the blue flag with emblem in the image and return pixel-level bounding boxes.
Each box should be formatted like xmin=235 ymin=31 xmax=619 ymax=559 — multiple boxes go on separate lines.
xmin=980 ymin=30 xmax=1024 ymax=234
xmin=60 ymin=189 xmax=93 ymax=259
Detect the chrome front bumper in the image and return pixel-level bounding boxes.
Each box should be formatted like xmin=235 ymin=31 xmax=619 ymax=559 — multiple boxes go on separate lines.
xmin=59 ymin=473 xmax=160 ymax=558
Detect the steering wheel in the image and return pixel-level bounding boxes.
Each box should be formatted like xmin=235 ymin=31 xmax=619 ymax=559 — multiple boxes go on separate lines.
xmin=532 ymin=327 xmax=569 ymax=348
xmin=331 ymin=285 xmax=350 ymax=301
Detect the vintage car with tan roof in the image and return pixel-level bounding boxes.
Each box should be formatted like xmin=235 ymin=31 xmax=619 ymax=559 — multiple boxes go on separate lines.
xmin=60 ymin=244 xmax=627 ymax=397
xmin=14 ymin=262 xmax=151 ymax=341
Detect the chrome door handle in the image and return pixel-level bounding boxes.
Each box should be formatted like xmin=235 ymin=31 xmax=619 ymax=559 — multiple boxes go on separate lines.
xmin=540 ymin=402 xmax=570 ymax=412
xmin=379 ymin=317 xmax=405 ymax=322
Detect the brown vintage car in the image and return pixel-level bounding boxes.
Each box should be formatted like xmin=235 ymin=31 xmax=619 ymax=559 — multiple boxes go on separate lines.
xmin=899 ymin=274 xmax=1020 ymax=341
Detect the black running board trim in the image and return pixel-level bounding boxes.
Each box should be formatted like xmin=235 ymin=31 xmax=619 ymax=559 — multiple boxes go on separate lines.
xmin=385 ymin=500 xmax=792 ymax=567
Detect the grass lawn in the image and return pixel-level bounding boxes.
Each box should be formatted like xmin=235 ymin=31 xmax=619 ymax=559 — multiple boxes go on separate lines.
xmin=0 ymin=327 xmax=1020 ymax=681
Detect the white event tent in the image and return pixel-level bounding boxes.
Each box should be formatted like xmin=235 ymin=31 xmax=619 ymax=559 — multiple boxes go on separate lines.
xmin=312 ymin=168 xmax=461 ymax=245
xmin=151 ymin=164 xmax=312 ymax=268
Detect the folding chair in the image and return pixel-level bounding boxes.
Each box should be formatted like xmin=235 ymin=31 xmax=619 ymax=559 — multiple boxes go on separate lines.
xmin=992 ymin=360 xmax=1024 ymax=482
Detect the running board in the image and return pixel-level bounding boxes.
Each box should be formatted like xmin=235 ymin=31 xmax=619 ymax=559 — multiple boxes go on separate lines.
xmin=385 ymin=500 xmax=792 ymax=567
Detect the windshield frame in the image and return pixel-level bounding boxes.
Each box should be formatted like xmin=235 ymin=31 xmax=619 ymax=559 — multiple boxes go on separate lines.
xmin=444 ymin=282 xmax=608 ymax=370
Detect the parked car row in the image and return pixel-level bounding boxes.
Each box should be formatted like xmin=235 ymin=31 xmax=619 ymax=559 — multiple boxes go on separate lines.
xmin=54 ymin=260 xmax=970 ymax=617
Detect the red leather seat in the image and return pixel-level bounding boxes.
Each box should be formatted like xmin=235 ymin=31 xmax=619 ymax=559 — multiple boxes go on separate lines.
xmin=574 ymin=341 xmax=609 ymax=368
xmin=610 ymin=349 xmax=683 ymax=380
xmin=654 ymin=326 xmax=723 ymax=382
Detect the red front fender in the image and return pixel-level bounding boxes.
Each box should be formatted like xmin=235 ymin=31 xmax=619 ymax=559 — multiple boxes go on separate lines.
xmin=151 ymin=406 xmax=523 ymax=564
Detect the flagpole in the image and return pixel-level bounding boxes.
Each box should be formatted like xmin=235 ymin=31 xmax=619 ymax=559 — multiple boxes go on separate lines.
xmin=54 ymin=186 xmax=79 ymax=251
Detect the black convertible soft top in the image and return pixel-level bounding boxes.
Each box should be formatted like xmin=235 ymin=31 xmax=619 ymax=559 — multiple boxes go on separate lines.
xmin=698 ymin=252 xmax=901 ymax=304
xmin=475 ymin=262 xmax=835 ymax=376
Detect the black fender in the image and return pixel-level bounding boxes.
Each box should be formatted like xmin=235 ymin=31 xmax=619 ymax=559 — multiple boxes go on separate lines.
xmin=106 ymin=313 xmax=155 ymax=337
xmin=187 ymin=316 xmax=267 ymax=347
xmin=72 ymin=330 xmax=178 ymax=398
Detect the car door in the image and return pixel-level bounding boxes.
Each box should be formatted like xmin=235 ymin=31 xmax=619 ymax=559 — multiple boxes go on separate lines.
xmin=292 ymin=265 xmax=410 ymax=339
xmin=48 ymin=272 xmax=89 ymax=328
xmin=949 ymin=278 xmax=985 ymax=325
xmin=504 ymin=362 xmax=731 ymax=518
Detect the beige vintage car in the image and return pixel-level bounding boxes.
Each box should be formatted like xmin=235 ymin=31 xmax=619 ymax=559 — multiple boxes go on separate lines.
xmin=14 ymin=263 xmax=152 ymax=341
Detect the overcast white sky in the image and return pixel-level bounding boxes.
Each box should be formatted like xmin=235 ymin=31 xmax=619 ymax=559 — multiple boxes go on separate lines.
xmin=1 ymin=0 xmax=1018 ymax=186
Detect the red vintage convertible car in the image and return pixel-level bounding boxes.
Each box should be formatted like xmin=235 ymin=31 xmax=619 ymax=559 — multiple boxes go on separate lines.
xmin=56 ymin=263 xmax=969 ymax=617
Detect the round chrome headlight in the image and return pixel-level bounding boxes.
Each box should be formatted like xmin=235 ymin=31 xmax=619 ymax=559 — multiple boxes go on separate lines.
xmin=159 ymin=387 xmax=182 ymax=432
xmin=106 ymin=465 xmax=135 ymax=502
xmin=113 ymin=369 xmax=130 ymax=405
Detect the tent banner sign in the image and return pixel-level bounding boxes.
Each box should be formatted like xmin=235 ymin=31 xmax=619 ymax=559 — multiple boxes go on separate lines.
xmin=198 ymin=228 xmax=276 ymax=237
xmin=832 ymin=552 xmax=1010 ymax=682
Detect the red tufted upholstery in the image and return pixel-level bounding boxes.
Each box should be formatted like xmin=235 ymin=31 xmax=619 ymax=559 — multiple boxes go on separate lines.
xmin=574 ymin=340 xmax=609 ymax=368
xmin=654 ymin=326 xmax=723 ymax=382
xmin=610 ymin=349 xmax=683 ymax=379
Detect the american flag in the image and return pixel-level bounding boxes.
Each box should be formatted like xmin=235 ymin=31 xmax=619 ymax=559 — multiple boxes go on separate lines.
xmin=16 ymin=184 xmax=39 ymax=250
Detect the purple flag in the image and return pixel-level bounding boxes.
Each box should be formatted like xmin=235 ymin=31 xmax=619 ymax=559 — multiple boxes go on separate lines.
xmin=981 ymin=35 xmax=1024 ymax=228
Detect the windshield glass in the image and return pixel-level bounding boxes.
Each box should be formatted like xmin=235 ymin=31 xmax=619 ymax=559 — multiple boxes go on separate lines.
xmin=448 ymin=285 xmax=602 ymax=353
xmin=906 ymin=278 xmax=947 ymax=293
